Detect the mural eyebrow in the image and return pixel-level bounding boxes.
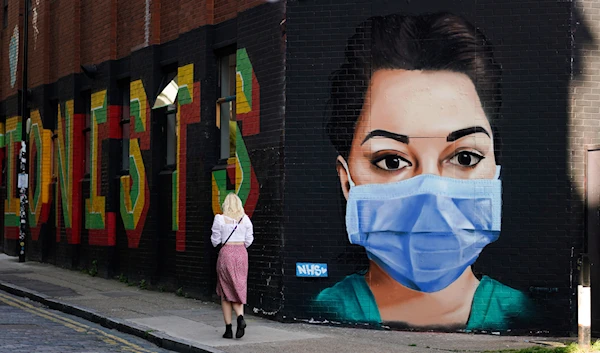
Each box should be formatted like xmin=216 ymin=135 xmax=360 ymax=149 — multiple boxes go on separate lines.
xmin=446 ymin=126 xmax=490 ymax=142
xmin=361 ymin=130 xmax=410 ymax=145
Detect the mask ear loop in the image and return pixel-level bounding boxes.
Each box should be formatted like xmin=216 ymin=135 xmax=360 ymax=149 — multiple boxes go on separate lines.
xmin=339 ymin=158 xmax=355 ymax=188
xmin=494 ymin=165 xmax=502 ymax=180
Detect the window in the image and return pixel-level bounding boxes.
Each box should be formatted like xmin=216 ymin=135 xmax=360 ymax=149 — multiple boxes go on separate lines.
xmin=217 ymin=53 xmax=237 ymax=160
xmin=166 ymin=104 xmax=176 ymax=166
xmin=82 ymin=91 xmax=91 ymax=176
xmin=50 ymin=100 xmax=58 ymax=180
xmin=156 ymin=68 xmax=177 ymax=168
xmin=120 ymin=82 xmax=130 ymax=171
xmin=3 ymin=0 xmax=8 ymax=29
xmin=151 ymin=67 xmax=178 ymax=168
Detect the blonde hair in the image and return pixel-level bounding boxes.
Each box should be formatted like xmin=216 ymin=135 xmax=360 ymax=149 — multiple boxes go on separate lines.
xmin=222 ymin=193 xmax=246 ymax=220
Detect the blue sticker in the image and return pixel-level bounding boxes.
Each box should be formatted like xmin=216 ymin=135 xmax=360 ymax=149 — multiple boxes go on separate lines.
xmin=296 ymin=263 xmax=328 ymax=277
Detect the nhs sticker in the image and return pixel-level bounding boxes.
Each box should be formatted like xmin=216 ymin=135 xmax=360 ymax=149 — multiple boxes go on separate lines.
xmin=296 ymin=263 xmax=328 ymax=277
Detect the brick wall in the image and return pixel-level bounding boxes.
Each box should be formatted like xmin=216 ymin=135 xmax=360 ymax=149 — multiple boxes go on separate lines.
xmin=3 ymin=0 xmax=595 ymax=335
xmin=571 ymin=0 xmax=600 ymax=335
xmin=1 ymin=0 xmax=275 ymax=103
xmin=160 ymin=0 xmax=181 ymax=43
xmin=80 ymin=0 xmax=115 ymax=65
xmin=283 ymin=0 xmax=373 ymax=325
xmin=116 ymin=0 xmax=146 ymax=58
xmin=236 ymin=3 xmax=286 ymax=317
xmin=1 ymin=0 xmax=25 ymax=101
xmin=473 ymin=0 xmax=579 ymax=333
xmin=28 ymin=0 xmax=51 ymax=88
xmin=50 ymin=0 xmax=78 ymax=83
xmin=572 ymin=1 xmax=600 ymax=225
xmin=214 ymin=0 xmax=237 ymax=23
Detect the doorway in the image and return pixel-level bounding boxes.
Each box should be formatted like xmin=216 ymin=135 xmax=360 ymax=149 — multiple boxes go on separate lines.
xmin=587 ymin=147 xmax=600 ymax=334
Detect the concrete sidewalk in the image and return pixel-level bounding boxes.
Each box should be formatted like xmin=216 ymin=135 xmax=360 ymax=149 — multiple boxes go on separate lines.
xmin=0 ymin=254 xmax=568 ymax=353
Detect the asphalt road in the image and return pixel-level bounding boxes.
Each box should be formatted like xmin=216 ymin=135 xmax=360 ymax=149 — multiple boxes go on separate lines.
xmin=0 ymin=290 xmax=175 ymax=353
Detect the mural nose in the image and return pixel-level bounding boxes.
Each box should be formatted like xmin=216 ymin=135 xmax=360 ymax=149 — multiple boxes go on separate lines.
xmin=418 ymin=161 xmax=442 ymax=177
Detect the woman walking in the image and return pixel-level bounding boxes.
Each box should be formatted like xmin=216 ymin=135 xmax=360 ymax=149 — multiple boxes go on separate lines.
xmin=211 ymin=193 xmax=254 ymax=339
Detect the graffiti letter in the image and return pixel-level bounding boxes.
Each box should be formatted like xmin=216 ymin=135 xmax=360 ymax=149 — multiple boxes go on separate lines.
xmin=55 ymin=100 xmax=83 ymax=244
xmin=28 ymin=110 xmax=52 ymax=241
xmin=119 ymin=80 xmax=150 ymax=248
xmin=85 ymin=91 xmax=107 ymax=231
xmin=172 ymin=64 xmax=201 ymax=252
xmin=4 ymin=116 xmax=21 ymax=239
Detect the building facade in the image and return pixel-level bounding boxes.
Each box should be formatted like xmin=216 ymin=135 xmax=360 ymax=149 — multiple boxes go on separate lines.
xmin=1 ymin=0 xmax=599 ymax=335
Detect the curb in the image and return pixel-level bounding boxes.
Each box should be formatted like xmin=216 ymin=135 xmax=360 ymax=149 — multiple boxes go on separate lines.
xmin=0 ymin=280 xmax=225 ymax=353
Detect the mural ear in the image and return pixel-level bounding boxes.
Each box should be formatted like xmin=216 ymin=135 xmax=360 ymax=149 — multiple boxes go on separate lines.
xmin=336 ymin=156 xmax=350 ymax=201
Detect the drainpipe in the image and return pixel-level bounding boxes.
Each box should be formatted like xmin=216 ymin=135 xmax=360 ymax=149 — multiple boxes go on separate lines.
xmin=578 ymin=254 xmax=591 ymax=348
xmin=18 ymin=0 xmax=30 ymax=263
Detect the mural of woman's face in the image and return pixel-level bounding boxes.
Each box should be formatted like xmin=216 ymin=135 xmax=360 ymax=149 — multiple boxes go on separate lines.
xmin=338 ymin=70 xmax=497 ymax=198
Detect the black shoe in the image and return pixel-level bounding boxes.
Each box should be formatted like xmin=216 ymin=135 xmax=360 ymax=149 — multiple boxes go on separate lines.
xmin=223 ymin=324 xmax=233 ymax=339
xmin=236 ymin=315 xmax=246 ymax=338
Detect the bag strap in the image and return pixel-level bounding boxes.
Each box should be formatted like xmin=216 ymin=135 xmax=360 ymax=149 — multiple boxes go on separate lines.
xmin=221 ymin=215 xmax=245 ymax=247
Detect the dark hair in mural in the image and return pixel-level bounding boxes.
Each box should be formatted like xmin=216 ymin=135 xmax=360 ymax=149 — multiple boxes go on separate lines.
xmin=326 ymin=12 xmax=502 ymax=160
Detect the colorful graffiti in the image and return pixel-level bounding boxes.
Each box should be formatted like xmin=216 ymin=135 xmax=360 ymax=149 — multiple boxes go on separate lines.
xmin=119 ymin=80 xmax=150 ymax=249
xmin=172 ymin=64 xmax=201 ymax=252
xmin=4 ymin=116 xmax=21 ymax=239
xmin=313 ymin=12 xmax=534 ymax=331
xmin=211 ymin=48 xmax=260 ymax=217
xmin=55 ymin=100 xmax=84 ymax=244
xmin=0 ymin=123 xmax=5 ymax=187
xmin=86 ymin=91 xmax=107 ymax=231
xmin=28 ymin=110 xmax=52 ymax=241
xmin=0 ymin=38 xmax=270 ymax=293
xmin=85 ymin=90 xmax=117 ymax=246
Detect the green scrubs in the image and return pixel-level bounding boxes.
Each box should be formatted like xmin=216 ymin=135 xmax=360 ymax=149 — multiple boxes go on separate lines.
xmin=314 ymin=274 xmax=534 ymax=331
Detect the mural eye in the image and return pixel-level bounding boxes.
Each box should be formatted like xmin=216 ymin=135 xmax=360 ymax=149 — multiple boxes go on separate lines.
xmin=374 ymin=156 xmax=411 ymax=171
xmin=449 ymin=151 xmax=485 ymax=167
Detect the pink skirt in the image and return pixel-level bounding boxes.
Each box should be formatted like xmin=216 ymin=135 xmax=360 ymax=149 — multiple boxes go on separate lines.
xmin=216 ymin=244 xmax=248 ymax=304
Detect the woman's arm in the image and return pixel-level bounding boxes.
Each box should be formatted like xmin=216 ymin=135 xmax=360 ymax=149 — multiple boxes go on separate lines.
xmin=210 ymin=215 xmax=222 ymax=247
xmin=244 ymin=216 xmax=254 ymax=248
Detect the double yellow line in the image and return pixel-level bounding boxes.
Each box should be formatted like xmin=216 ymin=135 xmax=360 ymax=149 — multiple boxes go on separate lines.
xmin=0 ymin=292 xmax=159 ymax=353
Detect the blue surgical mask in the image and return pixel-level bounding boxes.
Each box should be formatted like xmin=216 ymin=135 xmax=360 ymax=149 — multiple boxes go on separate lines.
xmin=341 ymin=160 xmax=502 ymax=293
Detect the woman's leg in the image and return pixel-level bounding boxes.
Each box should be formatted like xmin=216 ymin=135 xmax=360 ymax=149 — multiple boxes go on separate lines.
xmin=232 ymin=302 xmax=246 ymax=338
xmin=232 ymin=302 xmax=244 ymax=317
xmin=221 ymin=298 xmax=233 ymax=324
xmin=221 ymin=298 xmax=234 ymax=338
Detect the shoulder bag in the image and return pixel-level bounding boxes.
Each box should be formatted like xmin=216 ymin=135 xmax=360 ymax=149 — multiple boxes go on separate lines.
xmin=216 ymin=215 xmax=245 ymax=254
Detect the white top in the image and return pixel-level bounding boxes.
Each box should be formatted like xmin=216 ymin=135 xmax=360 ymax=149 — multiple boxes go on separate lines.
xmin=211 ymin=214 xmax=254 ymax=248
